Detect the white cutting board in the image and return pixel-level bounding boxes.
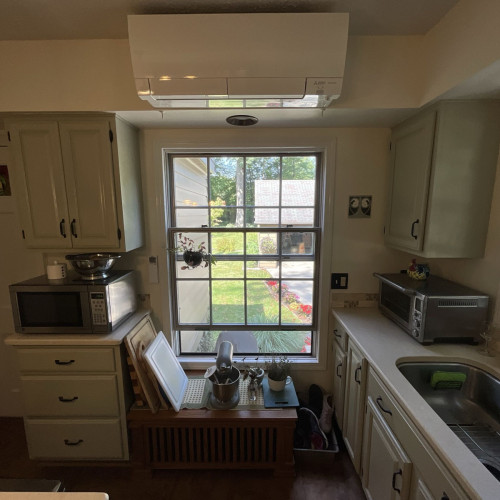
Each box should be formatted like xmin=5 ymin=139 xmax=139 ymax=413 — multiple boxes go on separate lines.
xmin=143 ymin=331 xmax=188 ymax=412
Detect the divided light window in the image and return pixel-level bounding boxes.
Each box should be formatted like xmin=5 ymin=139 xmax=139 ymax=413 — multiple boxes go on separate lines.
xmin=167 ymin=153 xmax=321 ymax=356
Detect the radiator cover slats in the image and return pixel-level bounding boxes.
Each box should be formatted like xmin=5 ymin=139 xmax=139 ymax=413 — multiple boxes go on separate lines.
xmin=147 ymin=424 xmax=279 ymax=466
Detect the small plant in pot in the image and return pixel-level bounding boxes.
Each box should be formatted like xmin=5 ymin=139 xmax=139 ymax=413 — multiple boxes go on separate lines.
xmin=170 ymin=233 xmax=216 ymax=270
xmin=265 ymin=355 xmax=292 ymax=392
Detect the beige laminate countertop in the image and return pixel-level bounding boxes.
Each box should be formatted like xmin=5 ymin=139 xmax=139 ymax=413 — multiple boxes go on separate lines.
xmin=4 ymin=310 xmax=150 ymax=347
xmin=332 ymin=307 xmax=500 ymax=500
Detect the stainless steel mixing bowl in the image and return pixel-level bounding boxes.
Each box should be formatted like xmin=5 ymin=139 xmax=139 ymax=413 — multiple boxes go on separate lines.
xmin=65 ymin=253 xmax=121 ymax=280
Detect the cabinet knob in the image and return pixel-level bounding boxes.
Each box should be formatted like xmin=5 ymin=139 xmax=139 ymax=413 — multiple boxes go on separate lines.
xmin=64 ymin=439 xmax=83 ymax=446
xmin=59 ymin=219 xmax=67 ymax=238
xmin=54 ymin=359 xmax=75 ymax=366
xmin=70 ymin=218 xmax=78 ymax=238
xmin=58 ymin=396 xmax=79 ymax=403
xmin=411 ymin=219 xmax=420 ymax=239
xmin=392 ymin=469 xmax=402 ymax=493
xmin=354 ymin=366 xmax=362 ymax=384
xmin=376 ymin=396 xmax=393 ymax=416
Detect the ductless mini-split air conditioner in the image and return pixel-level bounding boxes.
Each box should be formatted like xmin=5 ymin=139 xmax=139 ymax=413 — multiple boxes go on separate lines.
xmin=127 ymin=12 xmax=349 ymax=109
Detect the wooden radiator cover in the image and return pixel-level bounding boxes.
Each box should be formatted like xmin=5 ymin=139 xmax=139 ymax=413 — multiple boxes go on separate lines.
xmin=128 ymin=408 xmax=297 ymax=476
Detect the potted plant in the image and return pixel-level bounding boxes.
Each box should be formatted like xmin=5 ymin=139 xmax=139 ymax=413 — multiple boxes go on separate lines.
xmin=265 ymin=355 xmax=292 ymax=392
xmin=169 ymin=233 xmax=216 ymax=270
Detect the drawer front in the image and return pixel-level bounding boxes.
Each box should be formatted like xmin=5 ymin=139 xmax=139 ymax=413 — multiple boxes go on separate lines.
xmin=332 ymin=317 xmax=348 ymax=352
xmin=24 ymin=418 xmax=124 ymax=460
xmin=17 ymin=348 xmax=115 ymax=373
xmin=366 ymin=367 xmax=404 ymax=435
xmin=21 ymin=375 xmax=119 ymax=417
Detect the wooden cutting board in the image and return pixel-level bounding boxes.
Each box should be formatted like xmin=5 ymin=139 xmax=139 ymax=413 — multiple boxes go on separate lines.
xmin=124 ymin=315 xmax=168 ymax=413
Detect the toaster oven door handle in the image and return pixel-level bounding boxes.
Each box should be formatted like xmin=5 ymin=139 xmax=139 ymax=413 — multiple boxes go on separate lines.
xmin=373 ymin=273 xmax=416 ymax=296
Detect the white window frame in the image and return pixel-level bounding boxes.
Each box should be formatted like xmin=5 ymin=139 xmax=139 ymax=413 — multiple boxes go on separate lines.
xmin=145 ymin=129 xmax=335 ymax=371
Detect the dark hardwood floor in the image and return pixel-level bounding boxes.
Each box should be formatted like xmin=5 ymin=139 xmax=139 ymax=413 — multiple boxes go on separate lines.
xmin=0 ymin=417 xmax=365 ymax=499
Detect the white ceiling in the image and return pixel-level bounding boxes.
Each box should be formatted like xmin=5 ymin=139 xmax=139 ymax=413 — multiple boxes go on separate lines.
xmin=0 ymin=0 xmax=459 ymax=40
xmin=5 ymin=0 xmax=496 ymax=129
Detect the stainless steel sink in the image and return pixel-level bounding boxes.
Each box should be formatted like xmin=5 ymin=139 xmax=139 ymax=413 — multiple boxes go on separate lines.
xmin=397 ymin=361 xmax=500 ymax=481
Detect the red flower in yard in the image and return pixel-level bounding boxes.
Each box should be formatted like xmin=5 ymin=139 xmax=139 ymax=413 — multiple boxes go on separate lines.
xmin=300 ymin=304 xmax=313 ymax=315
xmin=268 ymin=281 xmax=277 ymax=287
xmin=301 ymin=335 xmax=311 ymax=353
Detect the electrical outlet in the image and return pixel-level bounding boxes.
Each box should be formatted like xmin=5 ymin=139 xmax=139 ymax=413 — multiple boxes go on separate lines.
xmin=331 ymin=273 xmax=349 ymax=289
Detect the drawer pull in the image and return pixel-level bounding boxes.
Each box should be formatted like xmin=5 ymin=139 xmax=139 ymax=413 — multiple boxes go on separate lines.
xmin=58 ymin=396 xmax=79 ymax=403
xmin=354 ymin=366 xmax=362 ymax=384
xmin=64 ymin=439 xmax=83 ymax=446
xmin=54 ymin=359 xmax=75 ymax=366
xmin=376 ymin=396 xmax=393 ymax=416
xmin=336 ymin=362 xmax=343 ymax=378
xmin=392 ymin=468 xmax=402 ymax=493
xmin=333 ymin=329 xmax=342 ymax=338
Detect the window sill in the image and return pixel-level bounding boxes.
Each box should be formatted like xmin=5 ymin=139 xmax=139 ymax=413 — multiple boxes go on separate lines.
xmin=178 ymin=355 xmax=321 ymax=371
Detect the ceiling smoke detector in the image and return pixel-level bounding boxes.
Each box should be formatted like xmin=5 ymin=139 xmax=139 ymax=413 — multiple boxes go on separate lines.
xmin=226 ymin=115 xmax=259 ymax=126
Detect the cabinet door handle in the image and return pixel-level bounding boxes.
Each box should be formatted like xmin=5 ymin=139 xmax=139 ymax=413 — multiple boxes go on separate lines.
xmin=70 ymin=218 xmax=78 ymax=238
xmin=64 ymin=439 xmax=83 ymax=446
xmin=55 ymin=359 xmax=75 ymax=366
xmin=376 ymin=396 xmax=393 ymax=416
xmin=336 ymin=362 xmax=343 ymax=378
xmin=440 ymin=494 xmax=450 ymax=500
xmin=392 ymin=468 xmax=402 ymax=493
xmin=58 ymin=396 xmax=79 ymax=403
xmin=59 ymin=219 xmax=67 ymax=238
xmin=333 ymin=329 xmax=342 ymax=338
xmin=411 ymin=219 xmax=419 ymax=239
xmin=354 ymin=366 xmax=362 ymax=384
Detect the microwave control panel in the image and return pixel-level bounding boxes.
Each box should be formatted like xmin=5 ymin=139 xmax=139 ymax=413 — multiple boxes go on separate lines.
xmin=90 ymin=292 xmax=107 ymax=325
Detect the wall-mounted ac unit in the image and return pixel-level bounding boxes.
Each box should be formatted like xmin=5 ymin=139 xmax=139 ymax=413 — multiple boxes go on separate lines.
xmin=127 ymin=13 xmax=349 ymax=109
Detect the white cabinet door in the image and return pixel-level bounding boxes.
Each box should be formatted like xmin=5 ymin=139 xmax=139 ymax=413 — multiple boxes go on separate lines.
xmin=59 ymin=120 xmax=119 ymax=248
xmin=385 ymin=110 xmax=436 ymax=253
xmin=385 ymin=101 xmax=500 ymax=258
xmin=343 ymin=341 xmax=367 ymax=472
xmin=332 ymin=341 xmax=346 ymax=430
xmin=7 ymin=115 xmax=142 ymax=251
xmin=8 ymin=121 xmax=72 ymax=248
xmin=362 ymin=397 xmax=412 ymax=500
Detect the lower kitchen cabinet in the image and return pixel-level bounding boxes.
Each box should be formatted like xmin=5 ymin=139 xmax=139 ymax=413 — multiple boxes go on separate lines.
xmin=362 ymin=392 xmax=412 ymax=499
xmin=8 ymin=341 xmax=134 ymax=461
xmin=342 ymin=340 xmax=367 ymax=473
xmin=332 ymin=316 xmax=348 ymax=430
xmin=333 ymin=315 xmax=469 ymax=499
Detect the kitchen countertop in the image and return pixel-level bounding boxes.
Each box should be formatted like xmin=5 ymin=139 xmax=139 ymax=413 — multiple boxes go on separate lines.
xmin=332 ymin=307 xmax=500 ymax=500
xmin=4 ymin=310 xmax=150 ymax=346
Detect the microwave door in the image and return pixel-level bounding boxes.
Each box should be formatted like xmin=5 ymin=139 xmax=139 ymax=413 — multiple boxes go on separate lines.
xmin=379 ymin=282 xmax=415 ymax=333
xmin=11 ymin=286 xmax=92 ymax=334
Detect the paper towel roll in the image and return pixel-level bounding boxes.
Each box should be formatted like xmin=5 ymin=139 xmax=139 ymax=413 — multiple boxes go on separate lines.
xmin=47 ymin=263 xmax=67 ymax=280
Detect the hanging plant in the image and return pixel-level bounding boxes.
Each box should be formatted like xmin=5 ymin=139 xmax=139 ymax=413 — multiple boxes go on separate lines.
xmin=168 ymin=233 xmax=216 ymax=270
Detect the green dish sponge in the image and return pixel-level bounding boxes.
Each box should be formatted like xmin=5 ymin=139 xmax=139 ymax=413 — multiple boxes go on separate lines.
xmin=430 ymin=371 xmax=466 ymax=390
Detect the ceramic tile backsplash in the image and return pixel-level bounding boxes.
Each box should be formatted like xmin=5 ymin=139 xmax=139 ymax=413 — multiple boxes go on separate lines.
xmin=331 ymin=292 xmax=378 ymax=309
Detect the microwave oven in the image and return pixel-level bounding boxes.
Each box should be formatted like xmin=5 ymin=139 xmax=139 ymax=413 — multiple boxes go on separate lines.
xmin=9 ymin=271 xmax=137 ymax=334
xmin=373 ymin=273 xmax=488 ymax=344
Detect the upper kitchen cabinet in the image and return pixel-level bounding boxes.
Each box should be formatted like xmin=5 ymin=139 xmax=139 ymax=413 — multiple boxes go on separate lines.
xmin=385 ymin=100 xmax=500 ymax=258
xmin=6 ymin=114 xmax=144 ymax=251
